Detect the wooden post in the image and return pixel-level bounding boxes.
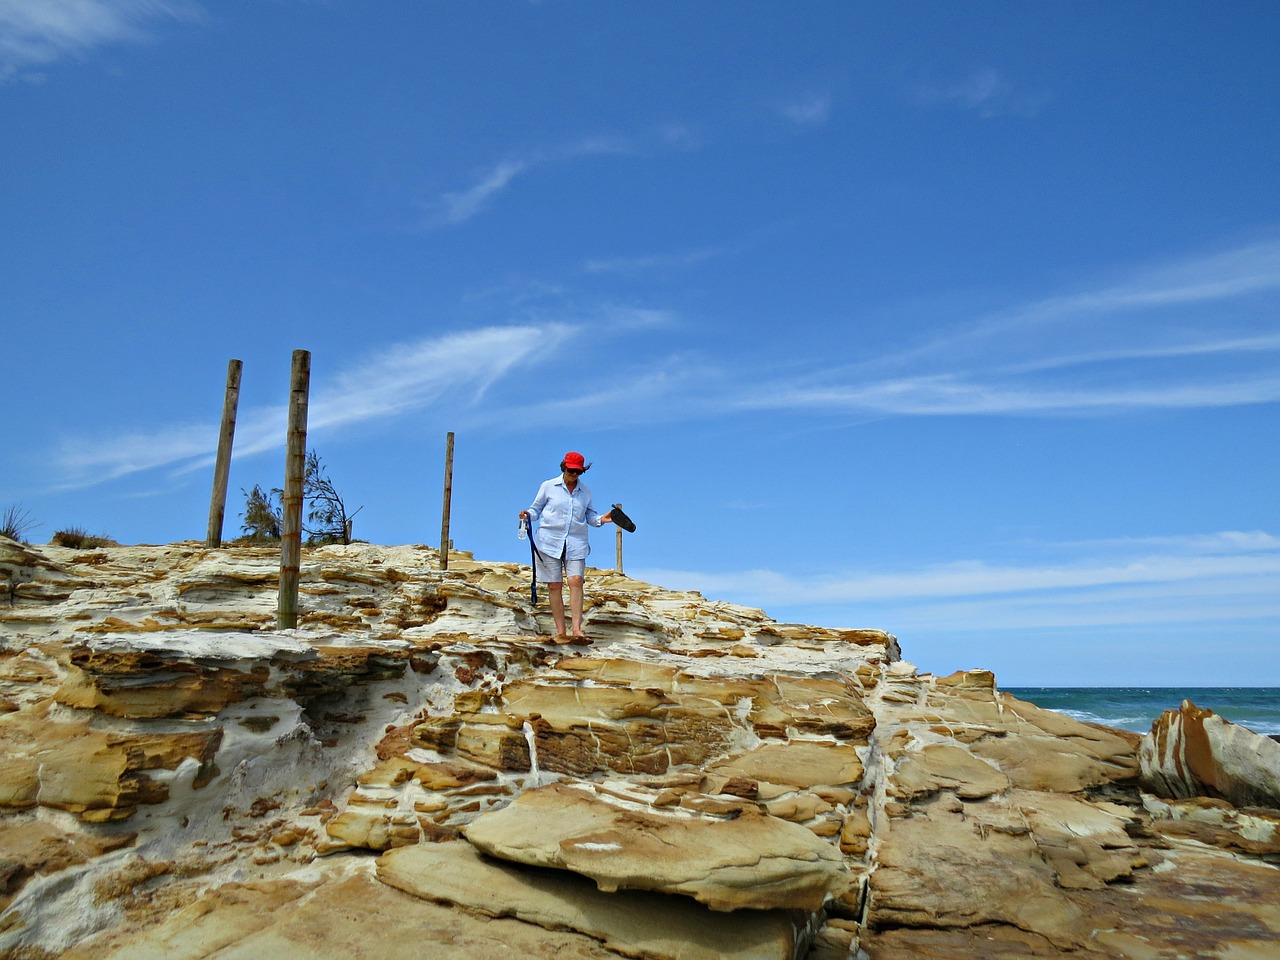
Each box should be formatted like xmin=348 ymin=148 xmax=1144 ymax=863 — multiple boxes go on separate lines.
xmin=439 ymin=432 xmax=455 ymax=570
xmin=205 ymin=358 xmax=243 ymax=548
xmin=615 ymin=502 xmax=623 ymax=573
xmin=278 ymin=350 xmax=311 ymax=629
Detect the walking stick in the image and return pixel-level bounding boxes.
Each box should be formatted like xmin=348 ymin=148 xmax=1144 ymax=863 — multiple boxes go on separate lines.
xmin=521 ymin=517 xmax=537 ymax=605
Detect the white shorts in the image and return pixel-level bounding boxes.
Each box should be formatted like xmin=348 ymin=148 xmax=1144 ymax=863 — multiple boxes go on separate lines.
xmin=534 ymin=548 xmax=585 ymax=584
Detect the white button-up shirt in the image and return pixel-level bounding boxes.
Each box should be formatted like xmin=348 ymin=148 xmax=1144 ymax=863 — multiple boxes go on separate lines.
xmin=526 ymin=476 xmax=602 ymax=561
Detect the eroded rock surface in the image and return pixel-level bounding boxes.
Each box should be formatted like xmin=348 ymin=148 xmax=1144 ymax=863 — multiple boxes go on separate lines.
xmin=379 ymin=841 xmax=818 ymax=960
xmin=463 ymin=779 xmax=849 ymax=911
xmin=1 ymin=536 xmax=1277 ymax=958
xmin=1141 ymin=697 xmax=1280 ymax=809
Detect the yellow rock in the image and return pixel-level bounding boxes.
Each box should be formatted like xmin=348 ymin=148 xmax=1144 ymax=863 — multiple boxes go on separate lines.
xmin=464 ymin=779 xmax=850 ymax=912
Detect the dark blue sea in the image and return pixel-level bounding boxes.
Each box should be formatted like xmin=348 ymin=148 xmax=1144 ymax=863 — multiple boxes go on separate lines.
xmin=1004 ymin=688 xmax=1280 ymax=737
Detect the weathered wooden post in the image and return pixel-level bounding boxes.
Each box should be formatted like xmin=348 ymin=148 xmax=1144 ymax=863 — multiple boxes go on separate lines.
xmin=278 ymin=350 xmax=311 ymax=629
xmin=615 ymin=502 xmax=624 ymax=573
xmin=439 ymin=432 xmax=455 ymax=571
xmin=205 ymin=358 xmax=243 ymax=548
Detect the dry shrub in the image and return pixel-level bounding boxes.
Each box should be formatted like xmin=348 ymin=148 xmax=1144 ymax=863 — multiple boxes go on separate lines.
xmin=1 ymin=505 xmax=37 ymax=543
xmin=51 ymin=527 xmax=117 ymax=550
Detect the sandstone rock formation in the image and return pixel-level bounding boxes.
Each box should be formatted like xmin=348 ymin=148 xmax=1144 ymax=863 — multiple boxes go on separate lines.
xmin=462 ymin=779 xmax=850 ymax=911
xmin=1141 ymin=697 xmax=1280 ymax=809
xmin=1 ymin=535 xmax=1278 ymax=958
xmin=379 ymin=842 xmax=817 ymax=960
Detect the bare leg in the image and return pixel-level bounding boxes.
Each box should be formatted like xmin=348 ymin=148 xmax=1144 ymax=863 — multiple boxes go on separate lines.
xmin=568 ymin=576 xmax=585 ymax=636
xmin=547 ymin=582 xmax=567 ymax=637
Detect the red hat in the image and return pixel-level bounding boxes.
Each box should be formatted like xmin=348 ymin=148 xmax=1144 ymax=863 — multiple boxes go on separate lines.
xmin=563 ymin=451 xmax=587 ymax=471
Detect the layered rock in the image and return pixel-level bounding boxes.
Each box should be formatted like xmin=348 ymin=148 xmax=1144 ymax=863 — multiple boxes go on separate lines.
xmin=1141 ymin=697 xmax=1280 ymax=809
xmin=61 ymin=865 xmax=637 ymax=960
xmin=0 ymin=699 xmax=222 ymax=821
xmin=1 ymin=536 xmax=1278 ymax=958
xmin=462 ymin=779 xmax=850 ymax=911
xmin=379 ymin=841 xmax=819 ymax=960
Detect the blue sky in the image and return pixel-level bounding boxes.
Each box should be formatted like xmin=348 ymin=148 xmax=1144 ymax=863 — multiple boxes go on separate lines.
xmin=3 ymin=1 xmax=1278 ymax=686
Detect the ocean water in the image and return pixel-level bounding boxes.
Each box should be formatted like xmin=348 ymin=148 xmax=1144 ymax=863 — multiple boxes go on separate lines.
xmin=1003 ymin=687 xmax=1280 ymax=737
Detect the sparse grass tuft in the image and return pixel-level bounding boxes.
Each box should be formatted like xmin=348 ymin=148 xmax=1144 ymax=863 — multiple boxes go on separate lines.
xmin=1 ymin=505 xmax=38 ymax=543
xmin=51 ymin=527 xmax=118 ymax=550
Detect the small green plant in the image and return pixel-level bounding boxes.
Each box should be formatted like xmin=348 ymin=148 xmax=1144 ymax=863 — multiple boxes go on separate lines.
xmin=303 ymin=450 xmax=363 ymax=545
xmin=239 ymin=451 xmax=363 ymax=546
xmin=52 ymin=527 xmax=117 ymax=549
xmin=239 ymin=485 xmax=282 ymax=541
xmin=1 ymin=505 xmax=38 ymax=543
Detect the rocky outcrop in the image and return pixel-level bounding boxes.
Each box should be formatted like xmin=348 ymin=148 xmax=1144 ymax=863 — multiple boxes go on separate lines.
xmin=62 ymin=865 xmax=643 ymax=960
xmin=1 ymin=536 xmax=1278 ymax=958
xmin=379 ymin=841 xmax=819 ymax=960
xmin=1141 ymin=697 xmax=1280 ymax=809
xmin=0 ymin=698 xmax=222 ymax=821
xmin=463 ymin=779 xmax=850 ymax=911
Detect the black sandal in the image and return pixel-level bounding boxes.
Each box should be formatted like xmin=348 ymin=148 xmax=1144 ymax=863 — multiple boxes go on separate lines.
xmin=610 ymin=504 xmax=636 ymax=533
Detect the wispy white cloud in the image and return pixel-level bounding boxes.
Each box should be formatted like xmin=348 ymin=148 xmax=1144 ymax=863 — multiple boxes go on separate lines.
xmin=338 ymin=236 xmax=1280 ymax=437
xmin=51 ymin=324 xmax=579 ymax=488
xmin=740 ymin=372 xmax=1280 ymax=417
xmin=1007 ymin=240 xmax=1280 ymax=325
xmin=422 ymin=121 xmax=704 ymax=228
xmin=423 ymin=136 xmax=635 ymax=227
xmin=304 ymin=324 xmax=573 ymax=433
xmin=583 ymin=246 xmax=727 ymax=276
xmin=43 ymin=237 xmax=1280 ymax=491
xmin=469 ymin=352 xmax=721 ymax=430
xmin=399 ymin=237 xmax=1280 ymax=448
xmin=582 ymin=225 xmax=774 ymax=277
xmin=775 ymin=91 xmax=832 ymax=127
xmin=870 ymin=240 xmax=1280 ymax=378
xmin=433 ymin=160 xmax=529 ymax=226
xmin=0 ymin=0 xmax=201 ymax=81
xmin=592 ymin=304 xmax=678 ymax=331
xmin=642 ymin=551 xmax=1280 ymax=606
xmin=577 ymin=240 xmax=1280 ymax=422
xmin=634 ymin=529 xmax=1280 ymax=631
xmin=866 ymin=577 xmax=1280 ymax=633
xmin=53 ymin=421 xmax=219 ymax=486
xmin=732 ymin=238 xmax=1280 ymax=418
xmin=913 ymin=67 xmax=1048 ymax=119
xmin=658 ymin=123 xmax=703 ymax=150
xmin=944 ymin=68 xmax=1007 ymax=113
xmin=995 ymin=332 xmax=1280 ymax=377
xmin=553 ymin=135 xmax=633 ymax=159
xmin=1053 ymin=530 xmax=1280 ymax=555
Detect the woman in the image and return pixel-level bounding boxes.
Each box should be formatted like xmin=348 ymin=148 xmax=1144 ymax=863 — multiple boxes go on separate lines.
xmin=519 ymin=451 xmax=614 ymax=641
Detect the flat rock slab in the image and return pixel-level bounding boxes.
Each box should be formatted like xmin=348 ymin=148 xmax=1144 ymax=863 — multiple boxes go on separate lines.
xmin=888 ymin=744 xmax=1008 ymax=800
xmin=864 ymin=839 xmax=1280 ymax=958
xmin=378 ymin=840 xmax=817 ymax=960
xmin=707 ymin=740 xmax=865 ymax=791
xmin=81 ymin=629 xmax=318 ymax=660
xmin=463 ymin=780 xmax=849 ymax=911
xmin=63 ymin=867 xmax=623 ymax=960
xmin=868 ymin=801 xmax=1091 ymax=950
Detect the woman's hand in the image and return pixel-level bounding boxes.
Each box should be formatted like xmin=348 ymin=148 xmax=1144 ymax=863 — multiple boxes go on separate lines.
xmin=518 ymin=510 xmax=529 ymax=520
